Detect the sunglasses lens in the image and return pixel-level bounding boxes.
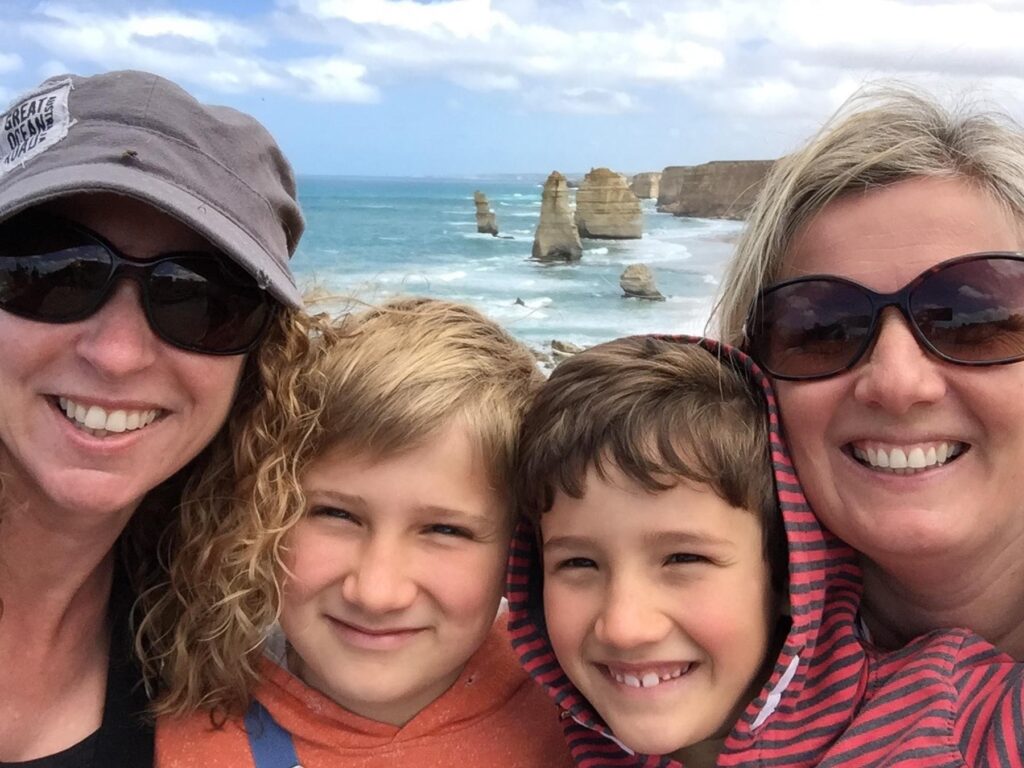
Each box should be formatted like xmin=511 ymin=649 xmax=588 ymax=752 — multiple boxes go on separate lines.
xmin=148 ymin=258 xmax=270 ymax=354
xmin=0 ymin=222 xmax=110 ymax=320
xmin=912 ymin=256 xmax=1024 ymax=364
xmin=750 ymin=279 xmax=875 ymax=379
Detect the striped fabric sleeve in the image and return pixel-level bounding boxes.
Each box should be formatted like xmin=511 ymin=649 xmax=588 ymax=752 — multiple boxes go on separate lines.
xmin=953 ymin=631 xmax=1024 ymax=766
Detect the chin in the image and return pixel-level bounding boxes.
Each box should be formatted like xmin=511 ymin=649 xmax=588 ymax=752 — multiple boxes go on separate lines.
xmin=608 ymin=722 xmax=691 ymax=757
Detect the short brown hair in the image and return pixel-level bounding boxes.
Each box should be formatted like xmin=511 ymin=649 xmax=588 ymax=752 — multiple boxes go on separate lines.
xmin=515 ymin=336 xmax=784 ymax=587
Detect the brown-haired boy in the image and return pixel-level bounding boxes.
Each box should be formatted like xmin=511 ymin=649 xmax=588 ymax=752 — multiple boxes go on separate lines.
xmin=510 ymin=335 xmax=787 ymax=768
xmin=508 ymin=334 xmax=1024 ymax=768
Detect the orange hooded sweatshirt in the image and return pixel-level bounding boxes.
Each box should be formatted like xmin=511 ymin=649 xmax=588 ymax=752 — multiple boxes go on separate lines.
xmin=157 ymin=619 xmax=572 ymax=768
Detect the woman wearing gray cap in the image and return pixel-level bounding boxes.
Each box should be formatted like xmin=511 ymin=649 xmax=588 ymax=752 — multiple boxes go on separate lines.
xmin=0 ymin=70 xmax=310 ymax=767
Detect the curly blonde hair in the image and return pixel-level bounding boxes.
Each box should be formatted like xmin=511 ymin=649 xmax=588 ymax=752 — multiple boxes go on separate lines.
xmin=131 ymin=305 xmax=333 ymax=713
xmin=139 ymin=296 xmax=542 ymax=717
xmin=712 ymin=83 xmax=1024 ymax=345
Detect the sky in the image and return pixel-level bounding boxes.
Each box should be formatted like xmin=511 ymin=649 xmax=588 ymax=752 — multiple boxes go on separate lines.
xmin=5 ymin=0 xmax=1024 ymax=176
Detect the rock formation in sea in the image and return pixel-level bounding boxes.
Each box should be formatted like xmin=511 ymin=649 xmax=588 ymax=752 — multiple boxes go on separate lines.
xmin=574 ymin=167 xmax=643 ymax=240
xmin=473 ymin=190 xmax=498 ymax=236
xmin=532 ymin=171 xmax=582 ymax=262
xmin=619 ymin=263 xmax=665 ymax=301
xmin=657 ymin=160 xmax=774 ymax=220
xmin=629 ymin=172 xmax=661 ymax=199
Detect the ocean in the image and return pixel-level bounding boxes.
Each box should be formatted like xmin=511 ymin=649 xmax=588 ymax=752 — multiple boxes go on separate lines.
xmin=291 ymin=176 xmax=743 ymax=355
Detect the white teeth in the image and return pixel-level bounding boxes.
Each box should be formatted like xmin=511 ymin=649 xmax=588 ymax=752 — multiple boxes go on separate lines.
xmin=889 ymin=448 xmax=907 ymax=469
xmin=58 ymin=397 xmax=160 ymax=436
xmin=609 ymin=665 xmax=689 ymax=689
xmin=106 ymin=410 xmax=127 ymax=433
xmin=853 ymin=442 xmax=963 ymax=474
xmin=84 ymin=405 xmax=107 ymax=430
xmin=907 ymin=447 xmax=926 ymax=469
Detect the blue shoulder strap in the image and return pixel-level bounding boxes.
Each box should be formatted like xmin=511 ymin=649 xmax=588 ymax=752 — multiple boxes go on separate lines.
xmin=244 ymin=699 xmax=303 ymax=768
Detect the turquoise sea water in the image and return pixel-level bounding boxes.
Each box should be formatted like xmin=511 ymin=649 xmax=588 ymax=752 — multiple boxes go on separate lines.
xmin=291 ymin=176 xmax=743 ymax=351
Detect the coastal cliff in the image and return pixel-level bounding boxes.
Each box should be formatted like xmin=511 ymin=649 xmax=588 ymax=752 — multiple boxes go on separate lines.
xmin=574 ymin=167 xmax=642 ymax=240
xmin=532 ymin=171 xmax=582 ymax=262
xmin=657 ymin=160 xmax=773 ymax=220
xmin=629 ymin=172 xmax=661 ymax=199
xmin=473 ymin=190 xmax=498 ymax=235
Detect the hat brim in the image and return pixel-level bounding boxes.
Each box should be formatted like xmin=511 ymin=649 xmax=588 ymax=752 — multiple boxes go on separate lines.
xmin=0 ymin=164 xmax=302 ymax=308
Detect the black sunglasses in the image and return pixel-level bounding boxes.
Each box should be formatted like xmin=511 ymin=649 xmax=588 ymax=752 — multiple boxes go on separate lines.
xmin=745 ymin=252 xmax=1024 ymax=381
xmin=0 ymin=214 xmax=274 ymax=355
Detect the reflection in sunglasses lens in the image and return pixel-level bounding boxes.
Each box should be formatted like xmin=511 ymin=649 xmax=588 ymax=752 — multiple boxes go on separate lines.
xmin=914 ymin=257 xmax=1024 ymax=363
xmin=759 ymin=280 xmax=874 ymax=378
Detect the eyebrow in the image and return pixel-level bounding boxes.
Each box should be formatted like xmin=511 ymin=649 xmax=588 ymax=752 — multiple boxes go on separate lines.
xmin=303 ymin=490 xmax=494 ymax=526
xmin=543 ymin=530 xmax=734 ymax=551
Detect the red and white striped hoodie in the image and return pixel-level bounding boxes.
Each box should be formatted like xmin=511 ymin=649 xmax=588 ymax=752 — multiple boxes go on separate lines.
xmin=506 ymin=335 xmax=1024 ymax=767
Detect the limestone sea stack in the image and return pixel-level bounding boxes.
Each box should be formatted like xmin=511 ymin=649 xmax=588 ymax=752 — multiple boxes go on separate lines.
xmin=619 ymin=263 xmax=664 ymax=300
xmin=629 ymin=172 xmax=661 ymax=199
xmin=574 ymin=167 xmax=642 ymax=239
xmin=657 ymin=160 xmax=774 ymax=220
xmin=473 ymin=191 xmax=498 ymax=236
xmin=532 ymin=171 xmax=582 ymax=262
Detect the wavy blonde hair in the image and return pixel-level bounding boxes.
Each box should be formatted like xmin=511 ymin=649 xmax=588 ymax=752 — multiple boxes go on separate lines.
xmin=131 ymin=305 xmax=333 ymax=711
xmin=139 ymin=296 xmax=542 ymax=717
xmin=712 ymin=83 xmax=1024 ymax=345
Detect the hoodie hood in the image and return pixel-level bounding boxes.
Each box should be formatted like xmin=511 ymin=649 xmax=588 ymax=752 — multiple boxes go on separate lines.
xmin=506 ymin=335 xmax=862 ymax=767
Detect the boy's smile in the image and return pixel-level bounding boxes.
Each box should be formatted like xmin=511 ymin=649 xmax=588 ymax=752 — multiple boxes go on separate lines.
xmin=541 ymin=463 xmax=778 ymax=761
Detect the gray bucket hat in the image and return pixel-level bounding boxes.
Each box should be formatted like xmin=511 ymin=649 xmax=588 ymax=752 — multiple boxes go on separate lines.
xmin=0 ymin=70 xmax=303 ymax=307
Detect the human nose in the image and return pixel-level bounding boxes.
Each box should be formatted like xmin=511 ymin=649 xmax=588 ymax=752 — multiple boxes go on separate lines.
xmin=73 ymin=280 xmax=159 ymax=377
xmin=852 ymin=308 xmax=947 ymax=414
xmin=341 ymin=535 xmax=418 ymax=614
xmin=593 ymin=574 xmax=671 ymax=650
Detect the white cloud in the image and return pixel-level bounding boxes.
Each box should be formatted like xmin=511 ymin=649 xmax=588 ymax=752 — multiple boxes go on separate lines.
xmin=19 ymin=4 xmax=285 ymax=93
xmin=0 ymin=53 xmax=22 ymax=74
xmin=775 ymin=0 xmax=1024 ymax=76
xmin=276 ymin=0 xmax=728 ymax=96
xmin=450 ymin=71 xmax=520 ymax=91
xmin=292 ymin=0 xmax=507 ymax=40
xmin=524 ymin=85 xmax=636 ymax=115
xmin=284 ymin=57 xmax=379 ymax=102
xmin=9 ymin=0 xmax=1024 ymax=129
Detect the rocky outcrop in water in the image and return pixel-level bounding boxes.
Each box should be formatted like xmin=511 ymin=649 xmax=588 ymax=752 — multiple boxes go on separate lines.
xmin=574 ymin=168 xmax=642 ymax=240
xmin=532 ymin=171 xmax=582 ymax=262
xmin=619 ymin=263 xmax=664 ymax=300
xmin=629 ymin=172 xmax=661 ymax=199
xmin=657 ymin=160 xmax=773 ymax=220
xmin=473 ymin=191 xmax=498 ymax=236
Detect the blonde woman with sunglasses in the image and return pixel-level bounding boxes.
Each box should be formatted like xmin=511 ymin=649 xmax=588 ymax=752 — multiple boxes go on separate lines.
xmin=715 ymin=85 xmax=1024 ymax=662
